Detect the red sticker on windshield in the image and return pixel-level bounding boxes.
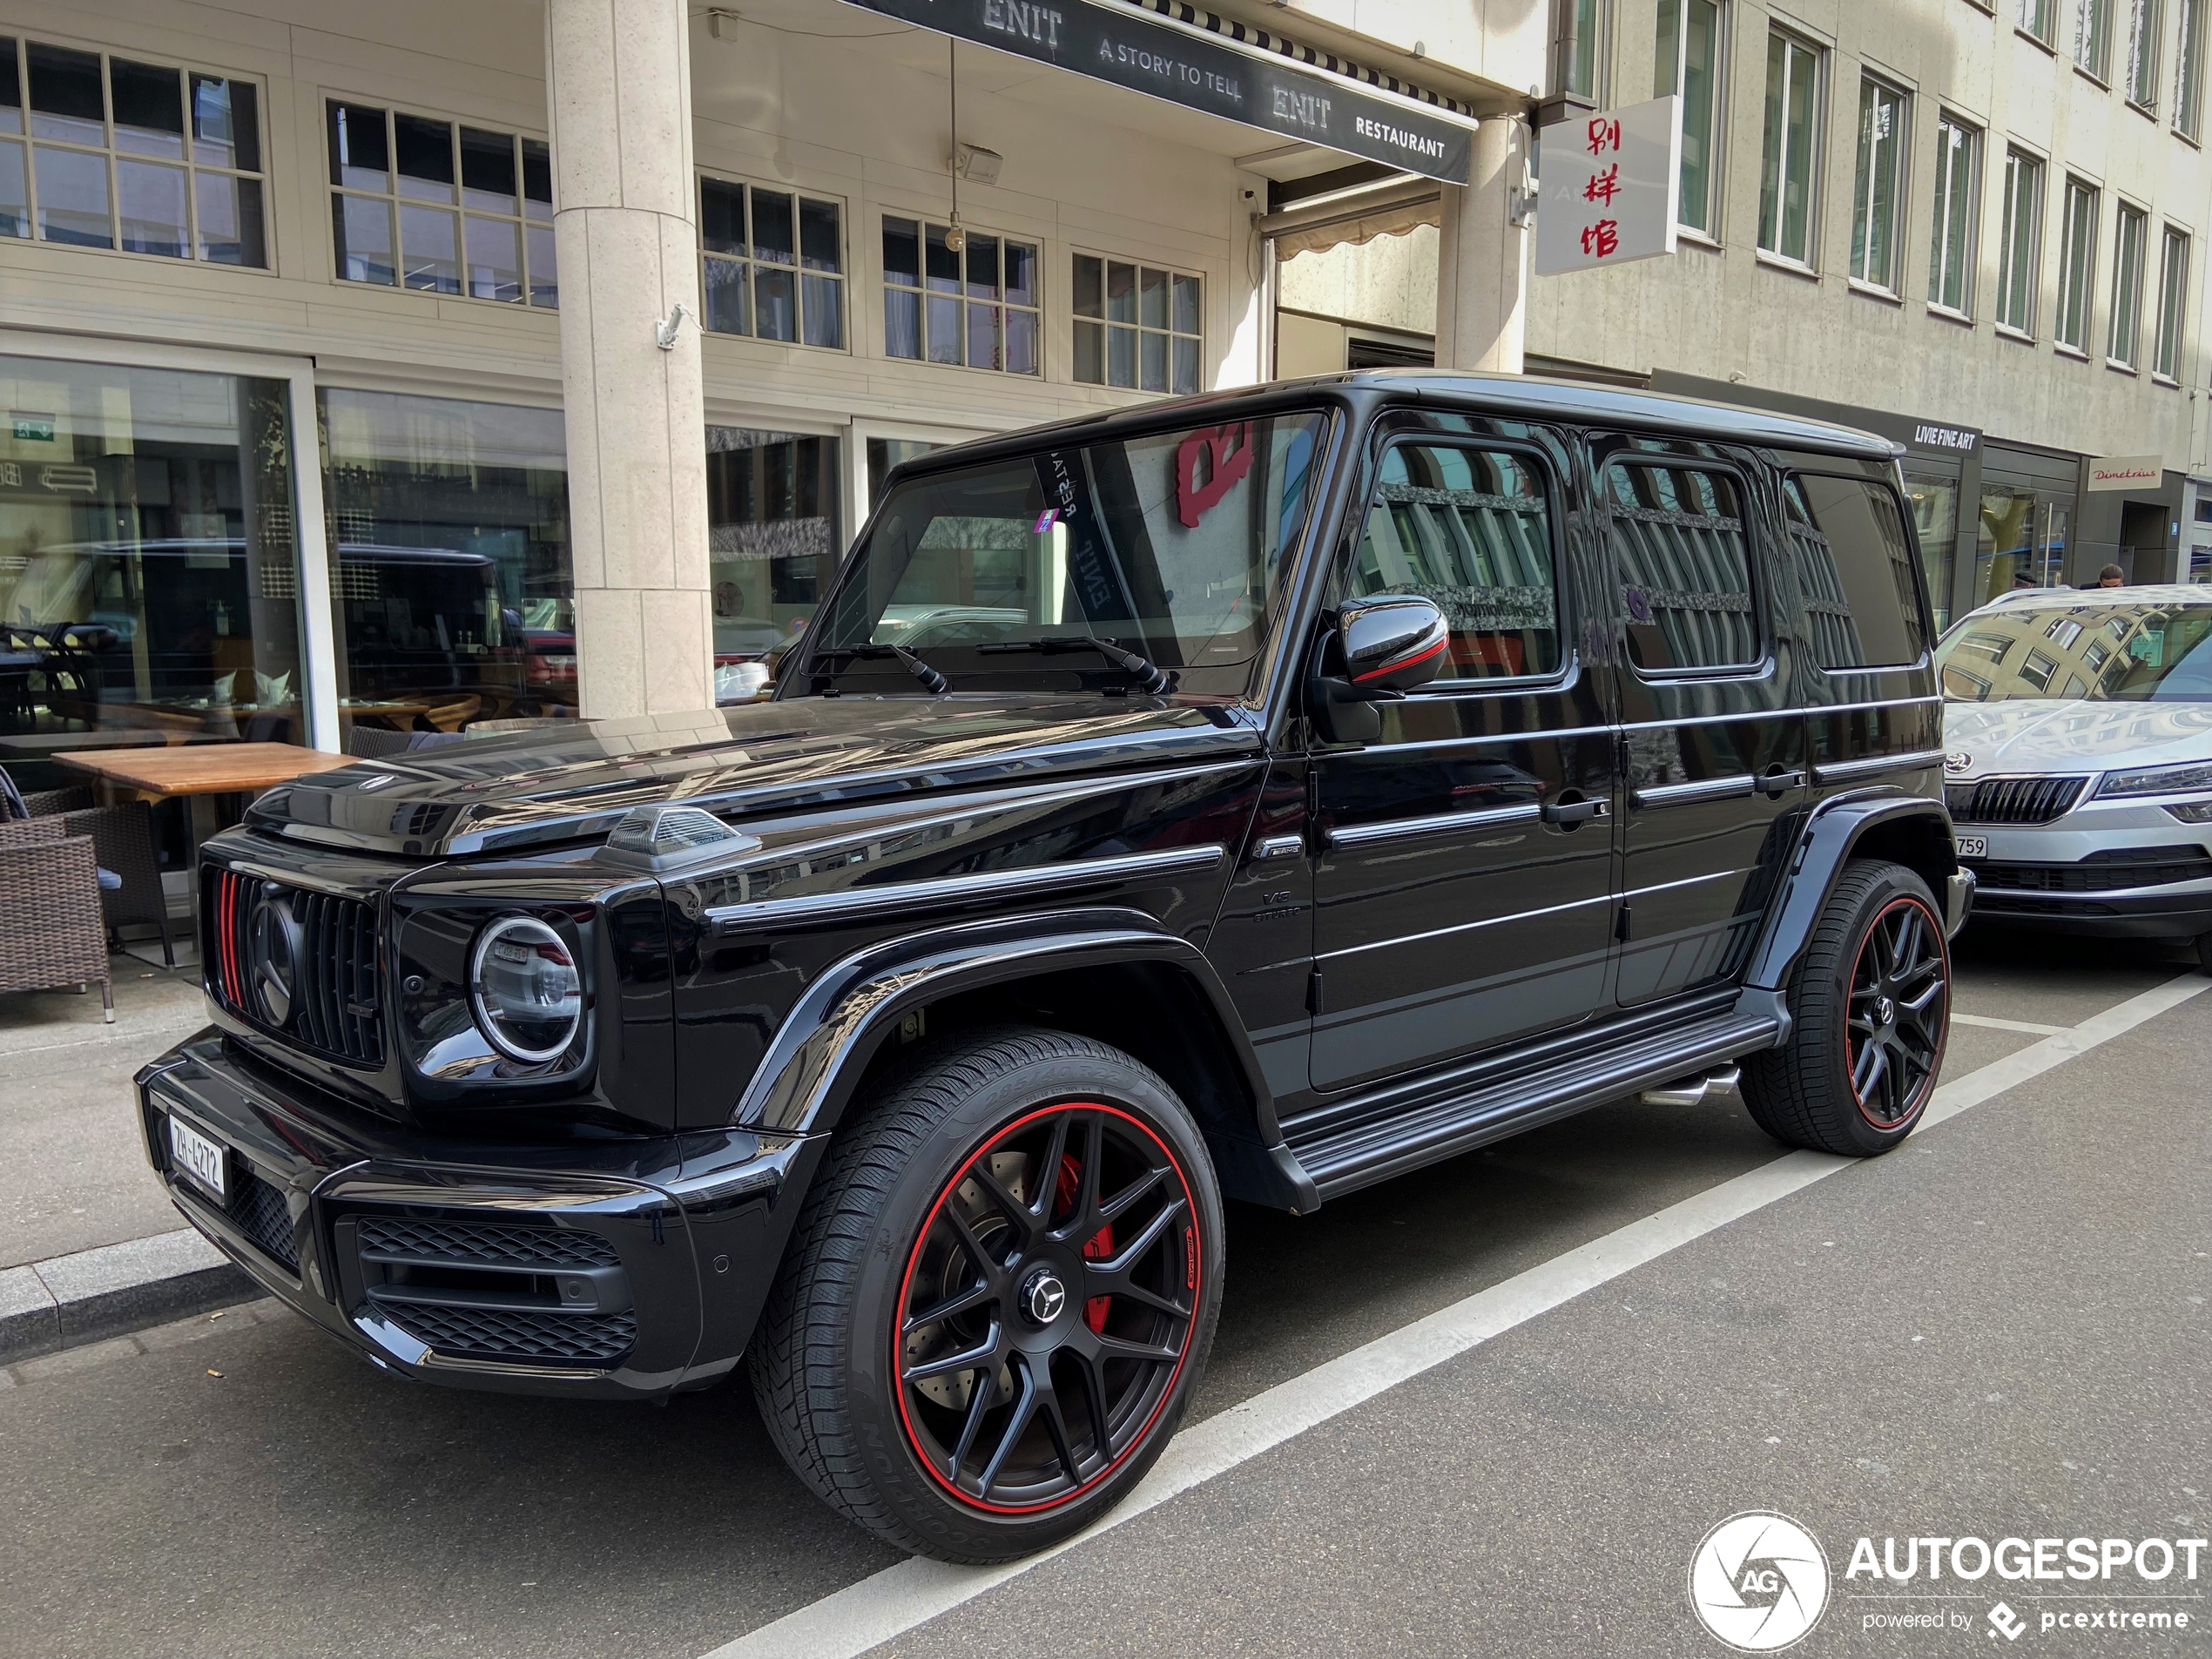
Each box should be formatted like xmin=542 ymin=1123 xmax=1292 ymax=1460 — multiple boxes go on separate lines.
xmin=1175 ymin=422 xmax=1256 ymax=528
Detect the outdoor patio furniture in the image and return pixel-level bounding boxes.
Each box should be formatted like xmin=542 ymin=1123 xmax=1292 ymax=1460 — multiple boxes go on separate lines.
xmin=0 ymin=818 xmax=114 ymax=1021
xmin=3 ymin=772 xmax=175 ymax=965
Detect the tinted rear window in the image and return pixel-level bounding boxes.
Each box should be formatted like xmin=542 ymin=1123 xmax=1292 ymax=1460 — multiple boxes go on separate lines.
xmin=1783 ymin=474 xmax=1927 ymax=669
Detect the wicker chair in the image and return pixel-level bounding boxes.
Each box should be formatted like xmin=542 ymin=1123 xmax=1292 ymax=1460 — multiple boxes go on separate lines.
xmin=0 ymin=818 xmax=114 ymax=1020
xmin=4 ymin=775 xmax=175 ymax=967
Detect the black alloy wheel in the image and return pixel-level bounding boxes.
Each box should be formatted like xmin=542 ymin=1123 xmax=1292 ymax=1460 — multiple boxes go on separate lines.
xmin=1740 ymin=859 xmax=1951 ymax=1157
xmin=749 ymin=1026 xmax=1223 ymax=1561
xmin=894 ymin=1102 xmax=1199 ymax=1512
xmin=1844 ymin=895 xmax=1947 ymax=1129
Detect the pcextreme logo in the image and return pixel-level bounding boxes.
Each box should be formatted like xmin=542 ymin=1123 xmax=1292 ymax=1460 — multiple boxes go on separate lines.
xmin=1689 ymin=1512 xmax=1832 ymax=1651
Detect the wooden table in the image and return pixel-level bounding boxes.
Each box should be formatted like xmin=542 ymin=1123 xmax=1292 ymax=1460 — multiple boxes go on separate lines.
xmin=53 ymin=742 xmax=356 ymax=880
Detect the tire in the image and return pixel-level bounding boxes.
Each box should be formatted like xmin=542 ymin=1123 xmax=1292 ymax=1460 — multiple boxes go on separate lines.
xmin=2196 ymin=931 xmax=2212 ymax=974
xmin=746 ymin=1025 xmax=1224 ymax=1562
xmin=1740 ymin=859 xmax=1950 ymax=1157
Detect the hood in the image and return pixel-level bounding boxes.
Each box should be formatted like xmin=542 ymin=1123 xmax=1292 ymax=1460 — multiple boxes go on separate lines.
xmin=1942 ymin=698 xmax=2212 ymax=776
xmin=246 ymin=696 xmax=1264 ymax=858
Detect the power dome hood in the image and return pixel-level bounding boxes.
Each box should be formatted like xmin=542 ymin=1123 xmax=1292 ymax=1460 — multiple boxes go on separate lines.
xmin=245 ymin=698 xmax=1262 ymax=859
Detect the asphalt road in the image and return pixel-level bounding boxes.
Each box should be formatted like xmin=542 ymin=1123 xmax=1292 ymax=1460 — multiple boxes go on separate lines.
xmin=3 ymin=928 xmax=2206 ymax=1659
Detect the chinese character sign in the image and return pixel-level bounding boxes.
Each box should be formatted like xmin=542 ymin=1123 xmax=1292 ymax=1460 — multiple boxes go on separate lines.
xmin=1534 ymin=95 xmax=1681 ymax=276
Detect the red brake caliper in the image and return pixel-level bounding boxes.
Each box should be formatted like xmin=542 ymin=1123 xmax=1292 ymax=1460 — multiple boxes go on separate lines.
xmin=1055 ymin=1154 xmax=1114 ymax=1332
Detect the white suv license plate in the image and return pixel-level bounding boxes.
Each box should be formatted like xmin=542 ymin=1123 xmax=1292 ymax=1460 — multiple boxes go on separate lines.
xmin=1955 ymin=835 xmax=1987 ymax=859
xmin=167 ymin=1115 xmax=227 ymax=1204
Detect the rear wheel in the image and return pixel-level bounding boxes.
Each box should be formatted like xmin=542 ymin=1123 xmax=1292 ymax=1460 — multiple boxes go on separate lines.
xmin=1741 ymin=860 xmax=1949 ymax=1157
xmin=748 ymin=1026 xmax=1222 ymax=1562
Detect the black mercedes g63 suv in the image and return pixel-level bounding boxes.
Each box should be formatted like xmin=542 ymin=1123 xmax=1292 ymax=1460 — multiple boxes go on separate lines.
xmin=138 ymin=371 xmax=1970 ymax=1563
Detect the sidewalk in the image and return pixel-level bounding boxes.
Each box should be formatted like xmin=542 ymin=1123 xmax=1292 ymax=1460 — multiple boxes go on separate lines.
xmin=0 ymin=961 xmax=255 ymax=1359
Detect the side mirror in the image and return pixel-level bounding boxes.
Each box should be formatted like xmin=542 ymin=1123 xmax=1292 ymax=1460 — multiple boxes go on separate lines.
xmin=1308 ymin=594 xmax=1448 ymax=744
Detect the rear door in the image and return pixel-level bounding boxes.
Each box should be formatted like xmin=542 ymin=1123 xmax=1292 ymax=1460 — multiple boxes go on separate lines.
xmin=1595 ymin=435 xmax=1809 ymax=1004
xmin=1307 ymin=414 xmax=1619 ymax=1093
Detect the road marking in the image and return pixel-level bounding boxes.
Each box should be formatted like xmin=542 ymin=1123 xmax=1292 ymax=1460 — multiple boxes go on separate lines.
xmin=1948 ymin=1012 xmax=2071 ymax=1036
xmin=709 ymin=972 xmax=2209 ymax=1659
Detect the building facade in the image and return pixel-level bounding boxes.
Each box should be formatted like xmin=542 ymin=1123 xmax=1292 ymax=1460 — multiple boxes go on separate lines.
xmin=1283 ymin=0 xmax=2212 ymax=624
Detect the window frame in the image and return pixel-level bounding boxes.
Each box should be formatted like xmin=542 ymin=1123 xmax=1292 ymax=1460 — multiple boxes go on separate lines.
xmin=1757 ymin=28 xmax=1825 ymax=269
xmin=1849 ymin=72 xmax=1911 ymax=293
xmin=324 ymin=96 xmax=555 ymax=307
xmin=1555 ymin=0 xmax=1611 ymax=105
xmin=2054 ymin=174 xmax=2102 ymax=353
xmin=2128 ymin=0 xmax=2165 ymax=111
xmin=1656 ymin=0 xmax=1727 ymax=238
xmin=881 ymin=213 xmax=1043 ymax=377
xmin=2176 ymin=0 xmax=2206 ymax=136
xmin=1071 ymin=251 xmax=1204 ymax=395
xmin=2020 ymin=0 xmax=2060 ymax=44
xmin=1928 ymin=111 xmax=1982 ymax=316
xmin=1340 ymin=431 xmax=1575 ymax=698
xmin=2109 ymin=199 xmax=2150 ymax=367
xmin=1600 ymin=451 xmax=1770 ymax=681
xmin=2078 ymin=0 xmax=2116 ymax=80
xmin=2 ymin=35 xmax=271 ymax=269
xmin=1996 ymin=145 xmax=2047 ymax=336
xmin=1785 ymin=470 xmax=1936 ymax=675
xmin=2154 ymin=223 xmax=2190 ymax=379
xmin=696 ymin=171 xmax=848 ymax=353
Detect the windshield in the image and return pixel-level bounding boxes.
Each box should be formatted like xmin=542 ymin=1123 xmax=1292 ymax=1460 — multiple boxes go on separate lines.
xmin=813 ymin=411 xmax=1327 ymax=683
xmin=1937 ymin=601 xmax=2212 ymax=701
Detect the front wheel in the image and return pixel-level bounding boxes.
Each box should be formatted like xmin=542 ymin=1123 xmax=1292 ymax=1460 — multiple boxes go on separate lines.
xmin=748 ymin=1026 xmax=1223 ymax=1562
xmin=1740 ymin=860 xmax=1950 ymax=1157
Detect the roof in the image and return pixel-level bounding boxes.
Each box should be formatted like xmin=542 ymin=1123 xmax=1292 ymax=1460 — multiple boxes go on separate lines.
xmin=1979 ymin=583 xmax=2212 ymax=608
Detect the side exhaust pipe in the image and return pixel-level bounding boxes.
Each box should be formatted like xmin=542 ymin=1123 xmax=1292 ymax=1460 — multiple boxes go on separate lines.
xmin=1640 ymin=1063 xmax=1742 ymax=1108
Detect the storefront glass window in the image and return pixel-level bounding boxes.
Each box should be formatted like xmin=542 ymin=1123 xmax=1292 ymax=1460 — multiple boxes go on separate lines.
xmin=1975 ymin=483 xmax=2072 ymax=605
xmin=707 ymin=428 xmax=840 ymax=664
xmin=0 ymin=356 xmax=301 ymax=758
xmin=1902 ymin=470 xmax=1959 ymax=629
xmin=866 ymin=437 xmax=937 ymax=517
xmin=317 ymin=390 xmax=572 ymax=740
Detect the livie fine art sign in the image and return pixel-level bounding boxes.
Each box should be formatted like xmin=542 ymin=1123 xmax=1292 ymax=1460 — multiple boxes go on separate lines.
xmin=1534 ymin=96 xmax=1681 ymax=276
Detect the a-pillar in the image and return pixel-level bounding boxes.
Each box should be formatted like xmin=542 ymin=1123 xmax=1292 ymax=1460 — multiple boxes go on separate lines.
xmin=1433 ymin=118 xmax=1531 ymax=374
xmin=544 ymin=0 xmax=712 ymax=718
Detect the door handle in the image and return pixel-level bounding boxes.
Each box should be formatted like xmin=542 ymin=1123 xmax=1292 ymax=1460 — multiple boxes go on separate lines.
xmin=1541 ymin=797 xmax=1611 ymax=826
xmin=1757 ymin=768 xmax=1806 ymax=798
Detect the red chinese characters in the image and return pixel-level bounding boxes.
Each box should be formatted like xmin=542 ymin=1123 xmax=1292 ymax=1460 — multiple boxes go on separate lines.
xmin=1580 ymin=219 xmax=1620 ymax=259
xmin=1569 ymin=118 xmax=1627 ymax=261
xmin=1586 ymin=118 xmax=1621 ymax=156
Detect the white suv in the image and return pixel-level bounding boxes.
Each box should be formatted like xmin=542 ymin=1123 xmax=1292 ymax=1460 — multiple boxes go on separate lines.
xmin=1936 ymin=584 xmax=2212 ymax=968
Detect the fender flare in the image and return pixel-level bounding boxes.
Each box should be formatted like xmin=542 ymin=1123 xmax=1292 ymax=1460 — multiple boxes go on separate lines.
xmin=731 ymin=906 xmax=1316 ymax=1209
xmin=1742 ymin=789 xmax=1965 ymax=995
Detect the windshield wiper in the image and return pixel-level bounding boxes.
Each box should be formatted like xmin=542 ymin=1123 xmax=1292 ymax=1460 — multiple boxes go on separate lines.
xmin=809 ymin=644 xmax=950 ymax=694
xmin=976 ymin=637 xmax=1173 ymax=694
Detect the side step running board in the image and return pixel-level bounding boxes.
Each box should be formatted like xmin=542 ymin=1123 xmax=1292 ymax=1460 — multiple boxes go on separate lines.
xmin=1287 ymin=1010 xmax=1782 ymax=1202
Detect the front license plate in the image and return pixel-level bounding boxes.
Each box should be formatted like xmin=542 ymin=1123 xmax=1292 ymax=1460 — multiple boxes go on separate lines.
xmin=1955 ymin=834 xmax=1987 ymax=859
xmin=167 ymin=1115 xmax=227 ymax=1204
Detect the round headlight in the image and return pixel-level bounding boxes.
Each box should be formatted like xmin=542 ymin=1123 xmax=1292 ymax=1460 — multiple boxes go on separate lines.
xmin=469 ymin=915 xmax=582 ymax=1063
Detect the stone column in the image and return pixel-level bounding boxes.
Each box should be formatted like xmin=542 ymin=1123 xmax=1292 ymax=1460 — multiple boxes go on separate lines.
xmin=544 ymin=0 xmax=712 ymax=718
xmin=1433 ymin=118 xmax=1530 ymax=374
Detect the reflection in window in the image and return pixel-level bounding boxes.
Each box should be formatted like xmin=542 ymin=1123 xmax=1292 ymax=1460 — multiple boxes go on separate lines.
xmin=1656 ymin=0 xmax=1723 ymax=235
xmin=1902 ymin=471 xmax=1958 ymax=629
xmin=318 ymin=390 xmax=573 ymax=740
xmin=706 ymin=428 xmax=840 ymax=665
xmin=1605 ymin=463 xmax=1757 ymax=671
xmin=1348 ymin=444 xmax=1558 ymax=681
xmin=884 ymin=218 xmax=1037 ymax=374
xmin=1073 ymin=254 xmax=1201 ymax=394
xmin=1782 ymin=474 xmax=1927 ymax=669
xmin=700 ymin=179 xmax=844 ymax=348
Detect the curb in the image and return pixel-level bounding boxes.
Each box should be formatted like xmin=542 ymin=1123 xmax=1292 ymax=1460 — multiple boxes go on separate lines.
xmin=0 ymin=1230 xmax=259 ymax=1364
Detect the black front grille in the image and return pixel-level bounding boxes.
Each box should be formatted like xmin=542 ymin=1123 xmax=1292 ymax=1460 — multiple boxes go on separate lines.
xmin=357 ymin=1216 xmax=618 ymax=1270
xmin=206 ymin=870 xmax=384 ymax=1067
xmin=381 ymin=1302 xmax=637 ymax=1366
xmin=1965 ymin=844 xmax=2212 ymax=893
xmin=1946 ymin=776 xmax=2089 ymax=825
xmin=226 ymin=1166 xmax=300 ymax=1272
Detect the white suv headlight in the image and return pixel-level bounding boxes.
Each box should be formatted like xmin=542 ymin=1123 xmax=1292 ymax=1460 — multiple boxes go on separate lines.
xmin=2094 ymin=760 xmax=2212 ymax=799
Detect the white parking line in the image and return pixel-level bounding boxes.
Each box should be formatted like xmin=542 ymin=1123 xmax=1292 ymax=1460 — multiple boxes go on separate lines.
xmin=702 ymin=974 xmax=2212 ymax=1659
xmin=1948 ymin=1012 xmax=2071 ymax=1036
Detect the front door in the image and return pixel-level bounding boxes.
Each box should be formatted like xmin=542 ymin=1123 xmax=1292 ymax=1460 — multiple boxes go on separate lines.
xmin=1592 ymin=435 xmax=1809 ymax=1004
xmin=1308 ymin=422 xmax=1619 ymax=1094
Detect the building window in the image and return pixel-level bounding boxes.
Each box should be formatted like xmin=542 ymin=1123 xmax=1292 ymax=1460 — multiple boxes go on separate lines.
xmin=1850 ymin=78 xmax=1907 ymax=290
xmin=2178 ymin=0 xmax=2206 ymax=134
xmin=2078 ymin=0 xmax=2116 ymax=78
xmin=1996 ymin=147 xmax=2044 ymax=334
xmin=2054 ymin=177 xmax=2101 ymax=350
xmin=884 ymin=218 xmax=1039 ymax=374
xmin=2128 ymin=0 xmax=2164 ymax=109
xmin=700 ymin=179 xmax=844 ymax=349
xmin=0 ymin=37 xmax=265 ymax=264
xmin=2155 ymin=225 xmax=2189 ymax=377
xmin=1758 ymin=31 xmax=1822 ymax=265
xmin=1929 ymin=114 xmax=1980 ymax=313
xmin=327 ymin=102 xmax=555 ymax=306
xmin=1558 ymin=0 xmax=1608 ymax=102
xmin=2021 ymin=0 xmax=2058 ymax=42
xmin=707 ymin=428 xmax=840 ymax=659
xmin=1073 ymin=254 xmax=1202 ymax=393
xmin=1655 ymin=0 xmax=1723 ymax=236
xmin=2109 ymin=202 xmax=2149 ymax=364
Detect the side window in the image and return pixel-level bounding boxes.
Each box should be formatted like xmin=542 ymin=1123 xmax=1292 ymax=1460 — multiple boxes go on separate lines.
xmin=1781 ymin=474 xmax=1929 ymax=669
xmin=1603 ymin=462 xmax=1758 ymax=672
xmin=1348 ymin=442 xmax=1561 ymax=682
